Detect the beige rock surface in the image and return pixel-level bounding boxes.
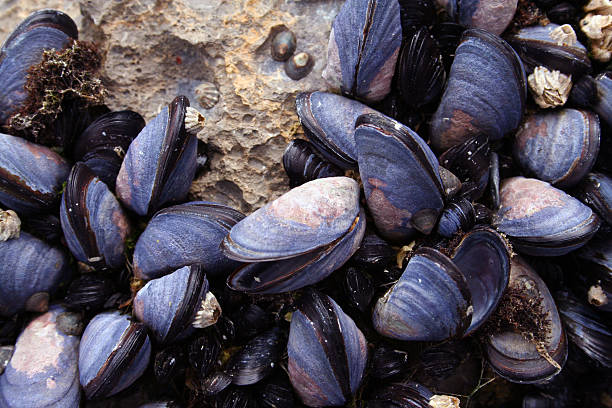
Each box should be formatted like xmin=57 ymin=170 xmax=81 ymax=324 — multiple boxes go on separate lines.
xmin=0 ymin=0 xmax=342 ymax=213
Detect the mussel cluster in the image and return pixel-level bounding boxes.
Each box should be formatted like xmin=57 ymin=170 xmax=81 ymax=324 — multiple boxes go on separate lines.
xmin=0 ymin=2 xmax=611 ymax=408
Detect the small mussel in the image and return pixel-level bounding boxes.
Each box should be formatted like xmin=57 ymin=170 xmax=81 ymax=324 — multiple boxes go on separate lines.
xmin=116 ymin=95 xmax=199 ymax=216
xmin=355 ymin=112 xmax=445 ymax=242
xmin=0 ymin=9 xmax=77 ymax=125
xmin=574 ymin=172 xmax=612 ymax=225
xmin=72 ymin=110 xmax=145 ymax=190
xmin=224 ymin=177 xmax=365 ymax=294
xmin=282 ymin=139 xmax=343 ymax=188
xmin=63 ymin=274 xmax=115 ymax=313
xmin=438 ymin=0 xmax=518 ymax=35
xmin=60 ymin=162 xmax=131 ymax=270
xmin=0 ymin=306 xmax=80 ymax=407
xmin=295 ymin=91 xmax=375 ymax=169
xmin=486 ymin=256 xmax=568 ymax=383
xmin=0 ymin=132 xmax=70 ymax=214
xmin=288 ymin=290 xmax=367 ymax=407
xmin=430 ymin=29 xmax=526 ymax=151
xmin=368 ymin=382 xmax=438 ymax=408
xmin=593 ymin=71 xmax=612 ymax=127
xmin=225 ymin=327 xmax=283 ymax=386
xmin=133 ymin=201 xmax=244 ymax=280
xmin=134 ymin=264 xmax=221 ymax=344
xmin=79 ymin=310 xmax=152 ymax=399
xmin=322 ymin=0 xmax=402 ymax=103
xmin=436 ymin=197 xmax=476 ymax=238
xmin=513 ymin=109 xmax=600 ymax=189
xmin=0 ymin=231 xmax=71 ymax=316
xmin=494 ymin=177 xmax=601 ymax=256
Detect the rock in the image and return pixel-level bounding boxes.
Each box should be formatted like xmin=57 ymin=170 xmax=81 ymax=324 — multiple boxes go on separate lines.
xmin=0 ymin=0 xmax=343 ymax=214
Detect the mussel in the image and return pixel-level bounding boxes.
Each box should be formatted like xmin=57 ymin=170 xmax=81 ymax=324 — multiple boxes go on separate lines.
xmin=282 ymin=139 xmax=343 ymax=188
xmin=225 ymin=327 xmax=283 ymax=386
xmin=438 ymin=0 xmax=518 ymax=35
xmin=574 ymin=172 xmax=612 ymax=225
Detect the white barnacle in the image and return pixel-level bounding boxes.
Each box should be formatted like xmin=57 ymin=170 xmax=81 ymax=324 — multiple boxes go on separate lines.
xmin=185 ymin=106 xmax=206 ymax=135
xmin=0 ymin=209 xmax=20 ymax=241
xmin=527 ymin=66 xmax=572 ymax=109
xmin=193 ymin=291 xmax=222 ymax=329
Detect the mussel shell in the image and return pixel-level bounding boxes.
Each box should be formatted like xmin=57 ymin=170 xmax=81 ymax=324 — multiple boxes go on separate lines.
xmin=227 ymin=207 xmax=366 ymax=294
xmin=73 ymin=110 xmax=145 ymax=190
xmin=398 ymin=0 xmax=436 ymax=34
xmin=355 ymin=112 xmax=444 ymax=242
xmin=116 ymin=95 xmax=197 ymax=216
xmin=0 ymin=231 xmax=71 ymax=317
xmin=513 ymin=109 xmax=600 ymax=189
xmin=322 ymin=0 xmax=402 ymax=103
xmin=436 ymin=197 xmax=476 ymax=238
xmin=259 ymin=376 xmax=295 ymax=408
xmin=282 ymin=139 xmax=343 ymax=188
xmin=0 ymin=9 xmax=77 ymax=124
xmin=486 ymin=255 xmax=567 ymax=384
xmin=395 ymin=27 xmax=446 ymax=108
xmin=225 ymin=327 xmax=283 ymax=386
xmin=350 ymin=230 xmax=395 ymax=272
xmin=60 ymin=162 xmax=131 ymax=270
xmin=439 ymin=0 xmax=518 ymax=35
xmin=79 ymin=311 xmax=152 ymax=399
xmin=134 ymin=264 xmax=211 ymax=344
xmin=188 ymin=332 xmax=221 ymax=380
xmin=593 ymin=71 xmax=612 ymax=128
xmin=507 ymin=24 xmax=591 ymax=76
xmin=574 ymin=172 xmax=612 ymax=226
xmin=343 ymin=266 xmax=375 ymax=313
xmin=495 ymin=177 xmax=601 ymax=256
xmin=430 ymin=29 xmax=526 ymax=151
xmin=63 ymin=274 xmax=115 ymax=313
xmin=288 ymin=290 xmax=367 ymax=407
xmin=0 ymin=132 xmax=70 ymax=214
xmin=133 ymin=201 xmax=244 ymax=280
xmin=295 ymin=91 xmax=375 ymax=170
xmin=0 ymin=306 xmax=80 ymax=408
xmin=372 ymin=247 xmax=472 ymax=341
xmin=222 ymin=177 xmax=360 ymax=262
xmin=451 ymin=226 xmax=511 ymax=335
xmin=370 ymin=346 xmax=409 ymax=380
xmin=368 ymin=382 xmax=433 ymax=408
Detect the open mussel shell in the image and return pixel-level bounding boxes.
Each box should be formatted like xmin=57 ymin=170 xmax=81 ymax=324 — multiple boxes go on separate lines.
xmin=439 ymin=0 xmax=517 ymax=35
xmin=225 ymin=327 xmax=283 ymax=386
xmin=282 ymin=139 xmax=343 ymax=188
xmin=60 ymin=162 xmax=131 ymax=270
xmin=430 ymin=29 xmax=526 ymax=151
xmin=134 ymin=264 xmax=217 ymax=344
xmin=355 ymin=112 xmax=444 ymax=242
xmin=575 ymin=237 xmax=612 ymax=312
xmin=506 ymin=24 xmax=591 ymax=76
xmin=133 ymin=201 xmax=244 ymax=280
xmin=514 ymin=109 xmax=600 ymax=189
xmin=295 ymin=91 xmax=375 ymax=170
xmin=451 ymin=226 xmax=511 ymax=335
xmin=116 ymin=95 xmax=197 ymax=216
xmin=0 ymin=132 xmax=70 ymax=214
xmin=73 ymin=110 xmax=145 ymax=190
xmin=439 ymin=133 xmax=490 ymax=201
xmin=0 ymin=306 xmax=80 ymax=408
xmin=395 ymin=27 xmax=446 ymax=108
xmin=288 ymin=290 xmax=367 ymax=407
xmin=79 ymin=310 xmax=152 ymax=399
xmin=322 ymin=0 xmax=402 ymax=103
xmin=495 ymin=177 xmax=601 ymax=256
xmin=555 ymin=291 xmax=612 ymax=368
xmin=0 ymin=9 xmax=77 ymax=125
xmin=0 ymin=231 xmax=71 ymax=317
xmin=227 ymin=206 xmax=366 ymax=294
xmin=574 ymin=172 xmax=612 ymax=226
xmin=223 ymin=177 xmax=360 ymax=262
xmin=486 ymin=255 xmax=567 ymax=384
xmin=373 ymin=247 xmax=472 ymax=341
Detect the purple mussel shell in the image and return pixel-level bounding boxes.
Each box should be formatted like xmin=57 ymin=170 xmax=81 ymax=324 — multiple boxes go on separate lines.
xmin=355 ymin=112 xmax=444 ymax=243
xmin=79 ymin=310 xmax=151 ymax=399
xmin=514 ymin=109 xmax=600 ymax=189
xmin=0 ymin=306 xmax=80 ymax=408
xmin=295 ymin=91 xmax=376 ymax=169
xmin=436 ymin=197 xmax=476 ymax=238
xmin=116 ymin=96 xmax=197 ymax=216
xmin=133 ymin=201 xmax=244 ymax=280
xmin=368 ymin=381 xmax=434 ymax=407
xmin=439 ymin=0 xmax=517 ymax=35
xmin=495 ymin=177 xmax=600 ymax=256
xmin=0 ymin=132 xmax=70 ymax=214
xmin=222 ymin=177 xmax=360 ymax=262
xmin=593 ymin=72 xmax=612 ymax=127
xmin=486 ymin=256 xmax=567 ymax=383
xmin=373 ymin=248 xmax=472 ymax=341
xmin=227 ymin=207 xmax=366 ymax=294
xmin=288 ymin=290 xmax=368 ymax=407
xmin=451 ymin=226 xmax=511 ymax=336
xmin=134 ymin=264 xmax=211 ymax=344
xmin=574 ymin=172 xmax=612 ymax=226
xmin=73 ymin=110 xmax=146 ymax=190
xmin=282 ymin=139 xmax=343 ymax=188
xmin=430 ymin=29 xmax=526 ymax=151
xmin=0 ymin=9 xmax=77 ymax=124
xmin=322 ymin=0 xmax=402 ymax=103
xmin=60 ymin=162 xmax=131 ymax=270
xmin=0 ymin=232 xmax=72 ymax=317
